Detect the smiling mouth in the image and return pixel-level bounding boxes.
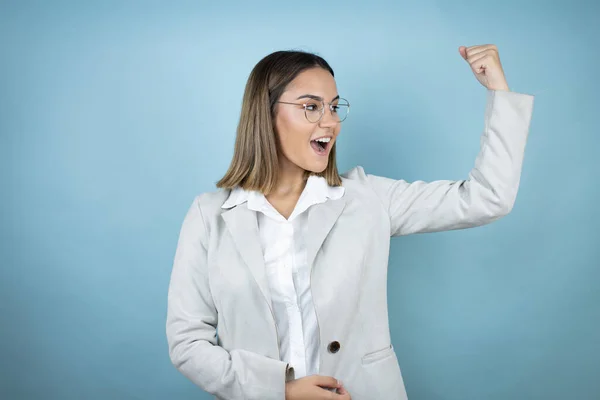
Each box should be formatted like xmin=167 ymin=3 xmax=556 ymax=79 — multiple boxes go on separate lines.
xmin=310 ymin=138 xmax=331 ymax=155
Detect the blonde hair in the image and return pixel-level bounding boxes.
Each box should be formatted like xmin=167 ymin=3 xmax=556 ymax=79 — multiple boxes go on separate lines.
xmin=216 ymin=50 xmax=342 ymax=194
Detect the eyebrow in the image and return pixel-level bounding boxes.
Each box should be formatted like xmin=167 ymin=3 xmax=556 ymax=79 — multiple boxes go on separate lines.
xmin=295 ymin=94 xmax=340 ymax=102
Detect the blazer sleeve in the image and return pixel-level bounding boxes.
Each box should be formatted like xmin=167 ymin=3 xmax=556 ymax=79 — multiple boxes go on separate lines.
xmin=347 ymin=89 xmax=534 ymax=237
xmin=166 ymin=196 xmax=289 ymax=400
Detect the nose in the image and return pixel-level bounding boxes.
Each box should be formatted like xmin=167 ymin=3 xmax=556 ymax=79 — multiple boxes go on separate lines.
xmin=318 ymin=105 xmax=339 ymax=128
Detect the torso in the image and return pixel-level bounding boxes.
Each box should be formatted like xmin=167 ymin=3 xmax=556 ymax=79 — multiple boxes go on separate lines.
xmin=265 ymin=192 xmax=302 ymax=219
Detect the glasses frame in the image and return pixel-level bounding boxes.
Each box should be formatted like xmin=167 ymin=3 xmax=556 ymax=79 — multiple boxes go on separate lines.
xmin=276 ymin=97 xmax=350 ymax=123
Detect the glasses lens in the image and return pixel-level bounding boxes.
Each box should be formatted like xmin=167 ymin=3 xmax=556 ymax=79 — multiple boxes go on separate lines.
xmin=332 ymin=99 xmax=350 ymax=122
xmin=304 ymin=100 xmax=324 ymax=123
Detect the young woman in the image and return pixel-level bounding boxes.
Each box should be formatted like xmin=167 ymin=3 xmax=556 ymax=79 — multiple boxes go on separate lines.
xmin=166 ymin=46 xmax=535 ymax=400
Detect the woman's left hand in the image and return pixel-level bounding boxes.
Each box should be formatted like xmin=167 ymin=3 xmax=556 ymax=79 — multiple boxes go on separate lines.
xmin=459 ymin=44 xmax=509 ymax=91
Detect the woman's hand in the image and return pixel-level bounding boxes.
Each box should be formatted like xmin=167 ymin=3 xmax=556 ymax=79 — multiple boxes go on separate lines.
xmin=459 ymin=44 xmax=509 ymax=91
xmin=285 ymin=375 xmax=351 ymax=399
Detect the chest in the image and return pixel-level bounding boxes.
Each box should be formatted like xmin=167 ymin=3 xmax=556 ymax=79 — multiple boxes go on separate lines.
xmin=255 ymin=212 xmax=308 ymax=264
xmin=209 ymin=194 xmax=389 ymax=303
xmin=265 ymin=194 xmax=301 ymax=220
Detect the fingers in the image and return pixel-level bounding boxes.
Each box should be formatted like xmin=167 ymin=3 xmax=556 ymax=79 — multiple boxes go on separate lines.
xmin=461 ymin=45 xmax=500 ymax=75
xmin=327 ymin=383 xmax=351 ymax=399
xmin=468 ymin=53 xmax=493 ymax=73
xmin=312 ymin=375 xmax=341 ymax=389
xmin=320 ymin=387 xmax=350 ymax=400
xmin=465 ymin=48 xmax=497 ymax=63
xmin=336 ymin=385 xmax=351 ymax=397
xmin=459 ymin=44 xmax=497 ymax=64
xmin=463 ymin=44 xmax=498 ymax=59
xmin=309 ymin=375 xmax=351 ymax=399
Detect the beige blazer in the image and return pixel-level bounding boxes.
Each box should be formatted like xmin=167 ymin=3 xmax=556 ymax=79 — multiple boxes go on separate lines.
xmin=166 ymin=89 xmax=535 ymax=400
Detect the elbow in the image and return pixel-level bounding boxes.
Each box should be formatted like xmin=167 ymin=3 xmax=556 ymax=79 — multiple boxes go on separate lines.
xmin=493 ymin=202 xmax=513 ymax=221
xmin=468 ymin=168 xmax=521 ymax=219
xmin=488 ymin=193 xmax=516 ymax=220
xmin=168 ymin=341 xmax=181 ymax=368
xmin=166 ymin=326 xmax=209 ymax=371
xmin=470 ymin=191 xmax=515 ymax=225
xmin=167 ymin=338 xmax=183 ymax=369
xmin=476 ymin=177 xmax=518 ymax=219
xmin=500 ymin=198 xmax=515 ymax=216
xmin=168 ymin=339 xmax=197 ymax=371
xmin=496 ymin=185 xmax=519 ymax=217
xmin=166 ymin=323 xmax=186 ymax=370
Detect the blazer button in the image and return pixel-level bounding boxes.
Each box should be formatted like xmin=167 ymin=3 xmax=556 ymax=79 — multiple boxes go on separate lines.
xmin=327 ymin=341 xmax=341 ymax=354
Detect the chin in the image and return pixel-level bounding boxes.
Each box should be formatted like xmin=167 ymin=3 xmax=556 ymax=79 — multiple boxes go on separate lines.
xmin=302 ymin=159 xmax=328 ymax=174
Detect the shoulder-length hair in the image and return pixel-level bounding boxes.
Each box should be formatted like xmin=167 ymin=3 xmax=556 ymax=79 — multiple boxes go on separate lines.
xmin=216 ymin=50 xmax=342 ymax=194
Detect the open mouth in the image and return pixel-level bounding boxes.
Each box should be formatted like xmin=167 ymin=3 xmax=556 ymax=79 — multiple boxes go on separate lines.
xmin=310 ymin=137 xmax=331 ymax=155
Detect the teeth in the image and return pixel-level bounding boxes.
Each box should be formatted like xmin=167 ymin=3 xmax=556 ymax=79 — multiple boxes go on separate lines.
xmin=314 ymin=137 xmax=331 ymax=143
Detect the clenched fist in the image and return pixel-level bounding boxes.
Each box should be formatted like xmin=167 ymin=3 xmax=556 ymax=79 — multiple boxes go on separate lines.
xmin=459 ymin=44 xmax=510 ymax=91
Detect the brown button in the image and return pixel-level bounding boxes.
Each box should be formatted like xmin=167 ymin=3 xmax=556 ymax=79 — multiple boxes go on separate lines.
xmin=327 ymin=341 xmax=341 ymax=354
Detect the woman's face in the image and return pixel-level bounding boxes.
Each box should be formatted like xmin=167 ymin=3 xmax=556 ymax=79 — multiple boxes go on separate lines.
xmin=274 ymin=67 xmax=341 ymax=174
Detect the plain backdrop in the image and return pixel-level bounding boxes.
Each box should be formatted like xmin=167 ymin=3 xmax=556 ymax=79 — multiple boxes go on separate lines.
xmin=1 ymin=1 xmax=599 ymax=399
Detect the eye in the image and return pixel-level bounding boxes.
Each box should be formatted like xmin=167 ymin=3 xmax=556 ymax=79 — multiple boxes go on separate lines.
xmin=305 ymin=103 xmax=320 ymax=112
xmin=331 ymin=105 xmax=340 ymax=113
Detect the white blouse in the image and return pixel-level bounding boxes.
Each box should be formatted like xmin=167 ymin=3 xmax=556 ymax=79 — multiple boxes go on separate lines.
xmin=221 ymin=175 xmax=345 ymax=381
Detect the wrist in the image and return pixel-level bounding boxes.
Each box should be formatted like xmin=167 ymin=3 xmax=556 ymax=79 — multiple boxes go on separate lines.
xmin=490 ymin=84 xmax=510 ymax=91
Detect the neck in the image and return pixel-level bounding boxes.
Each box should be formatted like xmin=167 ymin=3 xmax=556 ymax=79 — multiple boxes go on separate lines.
xmin=269 ymin=157 xmax=307 ymax=197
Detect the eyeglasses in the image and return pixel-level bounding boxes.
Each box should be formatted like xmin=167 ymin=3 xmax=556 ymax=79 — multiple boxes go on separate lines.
xmin=276 ymin=97 xmax=350 ymax=123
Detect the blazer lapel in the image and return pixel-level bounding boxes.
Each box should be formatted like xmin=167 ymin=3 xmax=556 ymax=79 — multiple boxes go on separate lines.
xmin=222 ymin=205 xmax=272 ymax=309
xmin=306 ymin=197 xmax=347 ymax=269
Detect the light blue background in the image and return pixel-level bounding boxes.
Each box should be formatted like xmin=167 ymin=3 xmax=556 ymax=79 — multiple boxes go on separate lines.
xmin=1 ymin=1 xmax=599 ymax=399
